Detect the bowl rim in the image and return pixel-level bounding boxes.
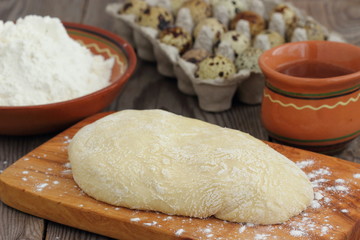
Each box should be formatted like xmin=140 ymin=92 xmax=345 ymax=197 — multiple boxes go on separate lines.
xmin=0 ymin=21 xmax=137 ymax=110
xmin=258 ymin=40 xmax=360 ymax=90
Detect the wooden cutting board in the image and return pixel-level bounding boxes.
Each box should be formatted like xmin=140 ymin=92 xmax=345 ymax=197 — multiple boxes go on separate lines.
xmin=0 ymin=112 xmax=359 ymax=240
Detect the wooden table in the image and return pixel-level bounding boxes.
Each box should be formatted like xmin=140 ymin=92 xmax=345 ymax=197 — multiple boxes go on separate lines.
xmin=0 ymin=1 xmax=359 ymax=239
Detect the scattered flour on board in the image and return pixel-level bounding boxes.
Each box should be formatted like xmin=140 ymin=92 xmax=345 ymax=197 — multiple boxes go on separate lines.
xmin=130 ymin=217 xmax=141 ymax=222
xmin=143 ymin=221 xmax=157 ymax=226
xmin=203 ymin=228 xmax=212 ymax=233
xmin=0 ymin=15 xmax=114 ymax=106
xmin=314 ymin=192 xmax=324 ymax=200
xmin=311 ymin=200 xmax=321 ymax=209
xmin=326 ymin=185 xmax=349 ymax=192
xmin=64 ymin=162 xmax=71 ymax=168
xmin=239 ymin=225 xmax=247 ymax=233
xmin=254 ymin=233 xmax=271 ymax=239
xmin=321 ymin=226 xmax=329 ymax=235
xmin=61 ymin=169 xmax=72 ymax=175
xmin=289 ymin=230 xmax=306 ymax=237
xmin=353 ymin=173 xmax=360 ymax=179
xmin=64 ymin=136 xmax=72 ymax=144
xmin=162 ymin=216 xmax=173 ymax=221
xmin=61 ymin=162 xmax=72 ymax=175
xmin=175 ymin=229 xmax=185 ymax=236
xmin=335 ymin=179 xmax=345 ymax=184
xmin=36 ymin=183 xmax=48 ymax=192
xmin=133 ymin=159 xmax=357 ymax=239
xmin=18 ymin=153 xmax=357 ymax=239
xmin=296 ymin=159 xmax=314 ymax=169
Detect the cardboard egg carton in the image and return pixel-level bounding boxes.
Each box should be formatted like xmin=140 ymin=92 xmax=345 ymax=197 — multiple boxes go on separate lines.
xmin=106 ymin=0 xmax=346 ymax=112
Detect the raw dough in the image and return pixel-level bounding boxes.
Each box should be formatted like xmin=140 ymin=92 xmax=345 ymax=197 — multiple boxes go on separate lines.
xmin=68 ymin=110 xmax=313 ymax=224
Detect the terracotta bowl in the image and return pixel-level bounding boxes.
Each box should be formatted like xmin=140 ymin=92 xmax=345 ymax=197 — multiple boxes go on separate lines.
xmin=259 ymin=41 xmax=360 ymax=154
xmin=0 ymin=22 xmax=136 ymax=136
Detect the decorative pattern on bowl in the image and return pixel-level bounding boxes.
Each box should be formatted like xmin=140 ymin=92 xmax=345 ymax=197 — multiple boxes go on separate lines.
xmin=76 ymin=40 xmax=123 ymax=66
xmin=67 ymin=26 xmax=129 ymax=83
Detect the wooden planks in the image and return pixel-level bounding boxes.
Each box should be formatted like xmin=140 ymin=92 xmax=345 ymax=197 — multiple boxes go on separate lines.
xmin=0 ymin=1 xmax=95 ymax=239
xmin=1 ymin=113 xmax=360 ymax=240
xmin=0 ymin=0 xmax=86 ymax=22
xmin=0 ymin=201 xmax=44 ymax=240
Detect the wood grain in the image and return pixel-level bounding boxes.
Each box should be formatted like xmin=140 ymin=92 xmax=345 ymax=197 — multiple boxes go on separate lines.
xmin=0 ymin=113 xmax=360 ymax=240
xmin=83 ymin=0 xmax=117 ymax=31
xmin=45 ymin=222 xmax=112 ymax=240
xmin=0 ymin=134 xmax=51 ymax=240
xmin=0 ymin=202 xmax=44 ymax=240
xmin=0 ymin=0 xmax=86 ymax=22
xmin=0 ymin=1 xmax=89 ymax=239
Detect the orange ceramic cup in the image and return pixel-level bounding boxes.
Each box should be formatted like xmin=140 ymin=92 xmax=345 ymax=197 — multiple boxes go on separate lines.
xmin=259 ymin=41 xmax=360 ymax=154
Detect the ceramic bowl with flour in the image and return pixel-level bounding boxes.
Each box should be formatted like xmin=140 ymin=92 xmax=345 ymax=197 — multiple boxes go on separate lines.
xmin=0 ymin=17 xmax=136 ymax=135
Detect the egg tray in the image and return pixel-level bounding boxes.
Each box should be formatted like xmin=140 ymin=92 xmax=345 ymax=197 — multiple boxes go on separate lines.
xmin=106 ymin=0 xmax=345 ymax=112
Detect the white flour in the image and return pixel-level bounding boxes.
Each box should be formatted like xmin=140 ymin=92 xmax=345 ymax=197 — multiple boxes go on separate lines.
xmin=0 ymin=15 xmax=114 ymax=106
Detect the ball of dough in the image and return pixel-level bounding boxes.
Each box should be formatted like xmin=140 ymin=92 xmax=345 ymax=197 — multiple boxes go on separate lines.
xmin=69 ymin=110 xmax=313 ymax=224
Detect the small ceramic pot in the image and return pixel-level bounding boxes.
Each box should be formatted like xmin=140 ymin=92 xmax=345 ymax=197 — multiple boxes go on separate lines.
xmin=259 ymin=41 xmax=360 ymax=154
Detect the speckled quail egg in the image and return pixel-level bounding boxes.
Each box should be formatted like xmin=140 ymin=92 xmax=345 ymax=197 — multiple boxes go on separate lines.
xmin=195 ymin=55 xmax=236 ymax=80
xmin=137 ymin=6 xmax=173 ymax=30
xmin=158 ymin=27 xmax=192 ymax=54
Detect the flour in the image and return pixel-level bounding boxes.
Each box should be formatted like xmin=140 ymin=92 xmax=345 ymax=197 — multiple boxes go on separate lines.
xmin=0 ymin=15 xmax=114 ymax=106
xmin=175 ymin=229 xmax=185 ymax=236
xmin=130 ymin=217 xmax=141 ymax=222
xmin=36 ymin=183 xmax=48 ymax=191
xmin=143 ymin=221 xmax=157 ymax=226
xmin=289 ymin=229 xmax=306 ymax=237
xmin=296 ymin=159 xmax=315 ymax=169
xmin=254 ymin=233 xmax=271 ymax=239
